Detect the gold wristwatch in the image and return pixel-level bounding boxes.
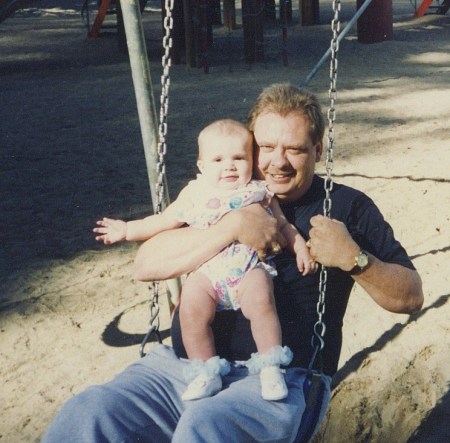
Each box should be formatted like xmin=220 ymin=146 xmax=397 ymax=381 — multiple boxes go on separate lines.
xmin=350 ymin=250 xmax=369 ymax=274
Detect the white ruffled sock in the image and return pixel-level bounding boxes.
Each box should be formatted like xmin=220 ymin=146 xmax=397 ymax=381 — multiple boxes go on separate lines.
xmin=246 ymin=346 xmax=293 ymax=401
xmin=182 ymin=356 xmax=230 ymax=401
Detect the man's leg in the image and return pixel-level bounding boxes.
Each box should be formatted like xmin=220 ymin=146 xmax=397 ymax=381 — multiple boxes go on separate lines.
xmin=174 ymin=366 xmax=331 ymax=443
xmin=42 ymin=345 xmax=187 ymax=443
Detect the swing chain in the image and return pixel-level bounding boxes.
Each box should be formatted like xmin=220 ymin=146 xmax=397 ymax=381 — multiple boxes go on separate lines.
xmin=311 ymin=0 xmax=340 ymax=358
xmin=141 ymin=0 xmax=174 ymax=356
xmin=140 ymin=280 xmax=162 ymax=357
xmin=155 ymin=0 xmax=174 ymax=214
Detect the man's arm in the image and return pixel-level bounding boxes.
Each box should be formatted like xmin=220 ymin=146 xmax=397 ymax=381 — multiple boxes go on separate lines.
xmin=308 ymin=215 xmax=423 ymax=314
xmin=134 ymin=204 xmax=285 ymax=281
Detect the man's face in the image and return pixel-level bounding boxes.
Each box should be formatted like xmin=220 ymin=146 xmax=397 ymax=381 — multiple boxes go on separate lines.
xmin=254 ymin=112 xmax=323 ymax=203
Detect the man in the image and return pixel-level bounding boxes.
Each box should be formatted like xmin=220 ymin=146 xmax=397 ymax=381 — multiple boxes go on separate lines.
xmin=43 ymin=84 xmax=423 ymax=442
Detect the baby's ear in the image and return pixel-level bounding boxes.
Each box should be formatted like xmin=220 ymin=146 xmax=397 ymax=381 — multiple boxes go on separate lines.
xmin=197 ymin=160 xmax=204 ymax=173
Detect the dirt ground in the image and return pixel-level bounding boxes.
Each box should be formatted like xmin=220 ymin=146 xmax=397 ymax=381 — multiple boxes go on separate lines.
xmin=0 ymin=1 xmax=449 ymax=441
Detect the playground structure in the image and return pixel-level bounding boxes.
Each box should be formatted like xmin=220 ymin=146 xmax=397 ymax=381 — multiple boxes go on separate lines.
xmin=414 ymin=0 xmax=450 ymax=16
xmin=0 ymin=0 xmax=450 ymax=72
xmin=1 ymin=0 xmax=449 ymax=69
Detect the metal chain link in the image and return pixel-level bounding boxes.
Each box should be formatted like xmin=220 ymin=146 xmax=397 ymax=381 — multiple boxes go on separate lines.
xmin=311 ymin=0 xmax=341 ymax=362
xmin=156 ymin=0 xmax=174 ymax=214
xmin=141 ymin=0 xmax=174 ymax=357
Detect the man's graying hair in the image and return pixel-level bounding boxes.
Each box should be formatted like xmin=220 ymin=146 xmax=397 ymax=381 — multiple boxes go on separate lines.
xmin=247 ymin=83 xmax=325 ymax=145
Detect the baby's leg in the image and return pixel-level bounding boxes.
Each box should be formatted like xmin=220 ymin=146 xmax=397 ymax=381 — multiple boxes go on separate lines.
xmin=238 ymin=268 xmax=292 ymax=401
xmin=238 ymin=267 xmax=280 ymax=353
xmin=179 ymin=272 xmax=229 ymax=401
xmin=179 ymin=272 xmax=217 ymax=360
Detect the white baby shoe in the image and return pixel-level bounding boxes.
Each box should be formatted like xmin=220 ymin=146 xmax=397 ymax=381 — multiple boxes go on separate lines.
xmin=182 ymin=373 xmax=222 ymax=401
xmin=260 ymin=366 xmax=288 ymax=401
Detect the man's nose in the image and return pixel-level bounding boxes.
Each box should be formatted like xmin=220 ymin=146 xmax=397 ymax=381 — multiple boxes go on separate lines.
xmin=271 ymin=148 xmax=288 ymax=167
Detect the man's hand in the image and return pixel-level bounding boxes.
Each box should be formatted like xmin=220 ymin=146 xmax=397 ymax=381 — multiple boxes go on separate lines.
xmin=308 ymin=215 xmax=359 ymax=271
xmin=308 ymin=215 xmax=424 ymax=314
xmin=226 ymin=204 xmax=286 ymax=260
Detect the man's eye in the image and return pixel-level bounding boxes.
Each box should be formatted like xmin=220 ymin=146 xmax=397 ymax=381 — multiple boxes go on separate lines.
xmin=288 ymin=147 xmax=307 ymax=154
xmin=259 ymin=146 xmax=273 ymax=152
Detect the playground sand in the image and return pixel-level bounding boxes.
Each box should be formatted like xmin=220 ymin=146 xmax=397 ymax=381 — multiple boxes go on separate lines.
xmin=1 ymin=1 xmax=449 ymax=441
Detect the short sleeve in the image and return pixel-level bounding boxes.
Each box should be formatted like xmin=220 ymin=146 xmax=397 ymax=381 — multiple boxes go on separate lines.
xmin=347 ymin=194 xmax=416 ymax=270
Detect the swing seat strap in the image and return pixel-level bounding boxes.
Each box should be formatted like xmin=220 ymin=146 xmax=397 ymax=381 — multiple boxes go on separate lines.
xmin=294 ymin=371 xmax=330 ymax=443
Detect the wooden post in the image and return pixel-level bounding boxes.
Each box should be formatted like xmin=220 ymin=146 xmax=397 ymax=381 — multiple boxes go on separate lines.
xmin=280 ymin=0 xmax=288 ymax=66
xmin=223 ymin=0 xmax=236 ymax=30
xmin=280 ymin=0 xmax=293 ymax=23
xmin=357 ymin=0 xmax=393 ymax=43
xmin=198 ymin=0 xmax=210 ymax=72
xmin=242 ymin=0 xmax=265 ymax=63
xmin=265 ymin=0 xmax=276 ymax=21
xmin=182 ymin=0 xmax=196 ymax=67
xmin=209 ymin=0 xmax=222 ymax=25
xmin=299 ymin=0 xmax=319 ymax=25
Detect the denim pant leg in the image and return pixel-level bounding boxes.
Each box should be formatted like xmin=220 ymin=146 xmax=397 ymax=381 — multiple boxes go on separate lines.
xmin=174 ymin=366 xmax=331 ymax=443
xmin=43 ymin=346 xmax=331 ymax=443
xmin=42 ymin=345 xmax=187 ymax=443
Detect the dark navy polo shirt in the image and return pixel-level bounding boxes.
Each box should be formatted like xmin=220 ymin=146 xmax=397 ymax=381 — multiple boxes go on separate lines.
xmin=171 ymin=175 xmax=415 ymax=376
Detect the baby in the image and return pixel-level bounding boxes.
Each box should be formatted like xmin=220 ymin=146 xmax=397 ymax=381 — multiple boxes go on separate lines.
xmin=94 ymin=119 xmax=316 ymax=401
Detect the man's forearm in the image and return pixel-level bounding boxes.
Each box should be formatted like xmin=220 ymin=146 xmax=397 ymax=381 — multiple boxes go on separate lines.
xmin=354 ymin=258 xmax=423 ymax=314
xmin=133 ymin=204 xmax=282 ymax=282
xmin=133 ymin=223 xmax=234 ymax=281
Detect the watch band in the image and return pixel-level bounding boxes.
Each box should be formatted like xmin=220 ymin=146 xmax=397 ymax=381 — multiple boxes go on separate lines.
xmin=350 ymin=250 xmax=369 ymax=275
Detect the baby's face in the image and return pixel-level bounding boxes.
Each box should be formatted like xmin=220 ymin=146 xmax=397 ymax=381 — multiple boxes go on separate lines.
xmin=197 ymin=131 xmax=253 ymax=190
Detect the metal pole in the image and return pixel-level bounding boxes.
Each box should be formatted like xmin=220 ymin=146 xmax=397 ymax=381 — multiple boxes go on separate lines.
xmin=301 ymin=0 xmax=375 ymax=86
xmin=120 ymin=0 xmax=181 ymax=306
xmin=120 ymin=0 xmax=169 ymax=212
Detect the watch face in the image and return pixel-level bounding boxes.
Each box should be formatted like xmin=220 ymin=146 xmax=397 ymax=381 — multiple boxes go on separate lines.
xmin=357 ymin=252 xmax=369 ymax=268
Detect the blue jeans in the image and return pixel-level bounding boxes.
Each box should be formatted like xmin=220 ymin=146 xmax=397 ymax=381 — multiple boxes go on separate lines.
xmin=42 ymin=345 xmax=331 ymax=443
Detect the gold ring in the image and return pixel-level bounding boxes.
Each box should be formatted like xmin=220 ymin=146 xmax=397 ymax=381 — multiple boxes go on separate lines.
xmin=306 ymin=240 xmax=312 ymax=248
xmin=258 ymin=251 xmax=267 ymax=261
xmin=272 ymin=243 xmax=282 ymax=255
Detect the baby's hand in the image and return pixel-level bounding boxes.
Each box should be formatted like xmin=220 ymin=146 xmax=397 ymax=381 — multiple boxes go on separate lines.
xmin=93 ymin=217 xmax=127 ymax=244
xmin=296 ymin=250 xmax=318 ymax=276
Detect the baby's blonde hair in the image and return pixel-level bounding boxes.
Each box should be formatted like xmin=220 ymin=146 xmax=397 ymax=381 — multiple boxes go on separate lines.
xmin=198 ymin=119 xmax=252 ymax=159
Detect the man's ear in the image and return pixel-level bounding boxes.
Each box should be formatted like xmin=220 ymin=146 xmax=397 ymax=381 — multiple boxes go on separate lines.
xmin=252 ymin=139 xmax=265 ymax=179
xmin=197 ymin=160 xmax=204 ymax=173
xmin=315 ymin=141 xmax=323 ymax=162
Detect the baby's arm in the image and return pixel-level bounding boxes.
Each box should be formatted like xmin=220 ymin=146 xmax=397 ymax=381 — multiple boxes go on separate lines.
xmin=269 ymin=198 xmax=317 ymax=276
xmin=94 ymin=198 xmax=185 ymax=245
